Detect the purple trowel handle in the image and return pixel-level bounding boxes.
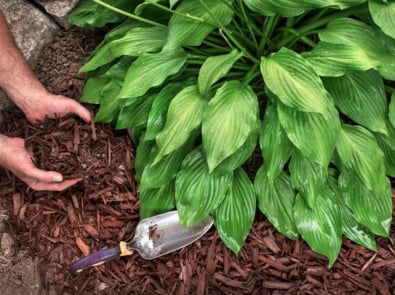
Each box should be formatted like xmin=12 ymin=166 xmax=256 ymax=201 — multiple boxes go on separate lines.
xmin=70 ymin=246 xmax=121 ymax=274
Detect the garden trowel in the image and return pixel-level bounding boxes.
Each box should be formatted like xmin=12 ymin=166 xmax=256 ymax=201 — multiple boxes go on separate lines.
xmin=70 ymin=210 xmax=213 ymax=273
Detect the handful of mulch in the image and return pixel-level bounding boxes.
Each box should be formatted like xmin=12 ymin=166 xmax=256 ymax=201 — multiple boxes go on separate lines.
xmin=23 ymin=112 xmax=134 ymax=190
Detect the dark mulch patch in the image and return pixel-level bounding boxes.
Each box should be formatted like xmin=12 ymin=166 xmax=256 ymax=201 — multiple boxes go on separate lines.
xmin=0 ymin=26 xmax=395 ymax=294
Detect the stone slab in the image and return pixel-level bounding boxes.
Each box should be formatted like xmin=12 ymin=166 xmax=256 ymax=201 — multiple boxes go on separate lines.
xmin=33 ymin=0 xmax=81 ymax=29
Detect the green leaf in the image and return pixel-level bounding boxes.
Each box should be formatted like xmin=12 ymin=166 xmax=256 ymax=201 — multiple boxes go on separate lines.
xmin=175 ymin=148 xmax=231 ymax=226
xmin=277 ymin=102 xmax=340 ymax=168
xmin=389 ymin=92 xmax=395 ymax=128
xmin=144 ymin=83 xmax=185 ymax=141
xmin=335 ymin=124 xmax=386 ymax=195
xmin=115 ymin=93 xmax=156 ymax=129
xmin=140 ymin=180 xmax=176 ymax=219
xmin=369 ymin=0 xmax=395 ymax=39
xmin=139 ymin=135 xmax=196 ymax=191
xmin=327 ymin=170 xmax=376 ymax=251
xmin=198 ymin=50 xmax=243 ymax=95
xmin=294 ymin=188 xmax=342 ymax=267
xmin=163 ymin=0 xmax=234 ymax=50
xmin=304 ymin=42 xmax=378 ymax=77
xmin=94 ymin=83 xmax=123 ymax=123
xmin=202 ymin=81 xmax=259 ymax=172
xmin=80 ymin=76 xmax=109 ymax=104
xmin=117 ymin=49 xmax=187 ymax=99
xmin=339 ymin=169 xmax=392 ymax=237
xmin=255 ymin=167 xmax=298 ymax=240
xmin=260 ymin=104 xmax=293 ymax=180
xmin=68 ymin=0 xmax=131 ymax=28
xmin=134 ymin=139 xmax=156 ymax=182
xmin=374 ymin=121 xmax=395 ymax=177
xmin=214 ymin=168 xmax=256 ymax=255
xmin=243 ymin=0 xmax=365 ymax=17
xmin=215 ymin=130 xmax=258 ymax=174
xmin=261 ymin=48 xmax=331 ymax=114
xmin=80 ymin=26 xmax=168 ymax=72
xmin=323 ymin=70 xmax=387 ymax=134
xmin=290 ymin=150 xmax=327 ymax=209
xmin=156 ymin=85 xmax=206 ymax=162
xmin=316 ymin=18 xmax=395 ymax=79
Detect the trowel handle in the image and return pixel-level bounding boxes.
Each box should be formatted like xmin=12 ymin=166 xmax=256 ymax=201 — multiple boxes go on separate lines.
xmin=70 ymin=246 xmax=121 ymax=274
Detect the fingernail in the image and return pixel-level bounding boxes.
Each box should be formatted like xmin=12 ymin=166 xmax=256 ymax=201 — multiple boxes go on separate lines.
xmin=53 ymin=175 xmax=63 ymax=182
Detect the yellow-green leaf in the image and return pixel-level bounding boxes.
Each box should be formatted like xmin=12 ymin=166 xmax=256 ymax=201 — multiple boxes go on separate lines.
xmin=215 ymin=168 xmax=256 ymax=255
xmin=202 ymin=81 xmax=259 ymax=172
xmin=261 ymin=48 xmax=330 ymax=113
xmin=155 ymin=85 xmax=206 ymax=163
xmin=336 ymin=124 xmax=386 ymax=195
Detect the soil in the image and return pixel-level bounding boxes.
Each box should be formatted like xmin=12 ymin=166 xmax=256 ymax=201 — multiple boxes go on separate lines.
xmin=0 ymin=25 xmax=395 ymax=295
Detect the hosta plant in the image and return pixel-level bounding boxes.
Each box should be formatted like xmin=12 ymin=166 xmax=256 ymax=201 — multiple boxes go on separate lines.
xmin=69 ymin=0 xmax=395 ymax=266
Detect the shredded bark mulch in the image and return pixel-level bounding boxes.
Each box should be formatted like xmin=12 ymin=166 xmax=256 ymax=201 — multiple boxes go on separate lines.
xmin=0 ymin=26 xmax=394 ymax=294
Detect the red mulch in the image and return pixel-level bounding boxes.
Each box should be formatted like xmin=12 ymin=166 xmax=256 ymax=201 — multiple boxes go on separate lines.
xmin=0 ymin=27 xmax=394 ymax=295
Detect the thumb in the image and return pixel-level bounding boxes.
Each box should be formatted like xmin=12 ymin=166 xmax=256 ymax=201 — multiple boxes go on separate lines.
xmin=28 ymin=167 xmax=64 ymax=183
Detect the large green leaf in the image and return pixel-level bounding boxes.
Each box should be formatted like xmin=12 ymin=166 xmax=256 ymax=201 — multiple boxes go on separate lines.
xmin=260 ymin=104 xmax=293 ymax=180
xmin=116 ymin=93 xmax=156 ymax=129
xmin=163 ymin=0 xmax=234 ymax=50
xmin=215 ymin=130 xmax=258 ymax=174
xmin=202 ymin=81 xmax=259 ymax=172
xmin=155 ymin=85 xmax=206 ymax=163
xmin=304 ymin=42 xmax=378 ymax=77
xmin=255 ymin=167 xmax=298 ymax=240
xmin=243 ymin=0 xmax=365 ymax=17
xmin=198 ymin=50 xmax=243 ymax=95
xmin=335 ymin=124 xmax=386 ymax=195
xmin=94 ymin=83 xmax=123 ymax=123
xmin=175 ymin=148 xmax=231 ymax=226
xmin=369 ymin=0 xmax=395 ymax=39
xmin=139 ymin=135 xmax=195 ymax=191
xmin=338 ymin=169 xmax=392 ymax=237
xmin=261 ymin=48 xmax=331 ymax=114
xmin=327 ymin=170 xmax=376 ymax=251
xmin=117 ymin=49 xmax=187 ymax=99
xmin=389 ymin=92 xmax=395 ymax=128
xmin=376 ymin=129 xmax=395 ymax=177
xmin=134 ymin=139 xmax=156 ymax=182
xmin=68 ymin=0 xmax=132 ymax=28
xmin=144 ymin=82 xmax=185 ymax=141
xmin=323 ymin=70 xmax=387 ymax=134
xmin=289 ymin=150 xmax=327 ymax=209
xmin=80 ymin=26 xmax=168 ymax=72
xmin=294 ymin=188 xmax=342 ymax=267
xmin=277 ymin=102 xmax=340 ymax=168
xmin=80 ymin=76 xmax=109 ymax=104
xmin=317 ymin=18 xmax=395 ymax=79
xmin=139 ymin=180 xmax=176 ymax=219
xmin=214 ymin=168 xmax=256 ymax=255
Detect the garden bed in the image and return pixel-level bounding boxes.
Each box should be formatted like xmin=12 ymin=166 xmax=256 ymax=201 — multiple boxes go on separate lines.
xmin=0 ymin=25 xmax=394 ymax=295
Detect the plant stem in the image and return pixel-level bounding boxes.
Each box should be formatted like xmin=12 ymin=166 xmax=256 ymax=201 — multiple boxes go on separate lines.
xmin=258 ymin=15 xmax=279 ymax=56
xmin=92 ymin=0 xmax=166 ymax=27
xmin=242 ymin=64 xmax=260 ymax=87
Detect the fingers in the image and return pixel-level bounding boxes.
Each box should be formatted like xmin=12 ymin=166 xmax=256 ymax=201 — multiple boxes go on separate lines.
xmin=67 ymin=99 xmax=91 ymax=123
xmin=28 ymin=177 xmax=82 ymax=191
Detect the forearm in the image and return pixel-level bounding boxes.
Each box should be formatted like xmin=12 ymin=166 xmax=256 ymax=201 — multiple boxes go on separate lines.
xmin=0 ymin=10 xmax=46 ymax=106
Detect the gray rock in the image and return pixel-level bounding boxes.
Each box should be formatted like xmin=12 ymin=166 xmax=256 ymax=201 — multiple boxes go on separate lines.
xmin=33 ymin=0 xmax=81 ymax=29
xmin=0 ymin=0 xmax=59 ymax=67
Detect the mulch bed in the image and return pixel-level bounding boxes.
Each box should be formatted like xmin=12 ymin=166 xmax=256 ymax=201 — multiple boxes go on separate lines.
xmin=0 ymin=26 xmax=395 ymax=294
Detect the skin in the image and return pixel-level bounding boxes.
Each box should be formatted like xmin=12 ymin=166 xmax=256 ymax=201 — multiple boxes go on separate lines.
xmin=0 ymin=10 xmax=92 ymax=191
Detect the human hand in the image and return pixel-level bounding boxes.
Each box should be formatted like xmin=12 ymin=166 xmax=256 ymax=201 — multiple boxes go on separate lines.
xmin=13 ymin=90 xmax=91 ymax=124
xmin=0 ymin=134 xmax=82 ymax=191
